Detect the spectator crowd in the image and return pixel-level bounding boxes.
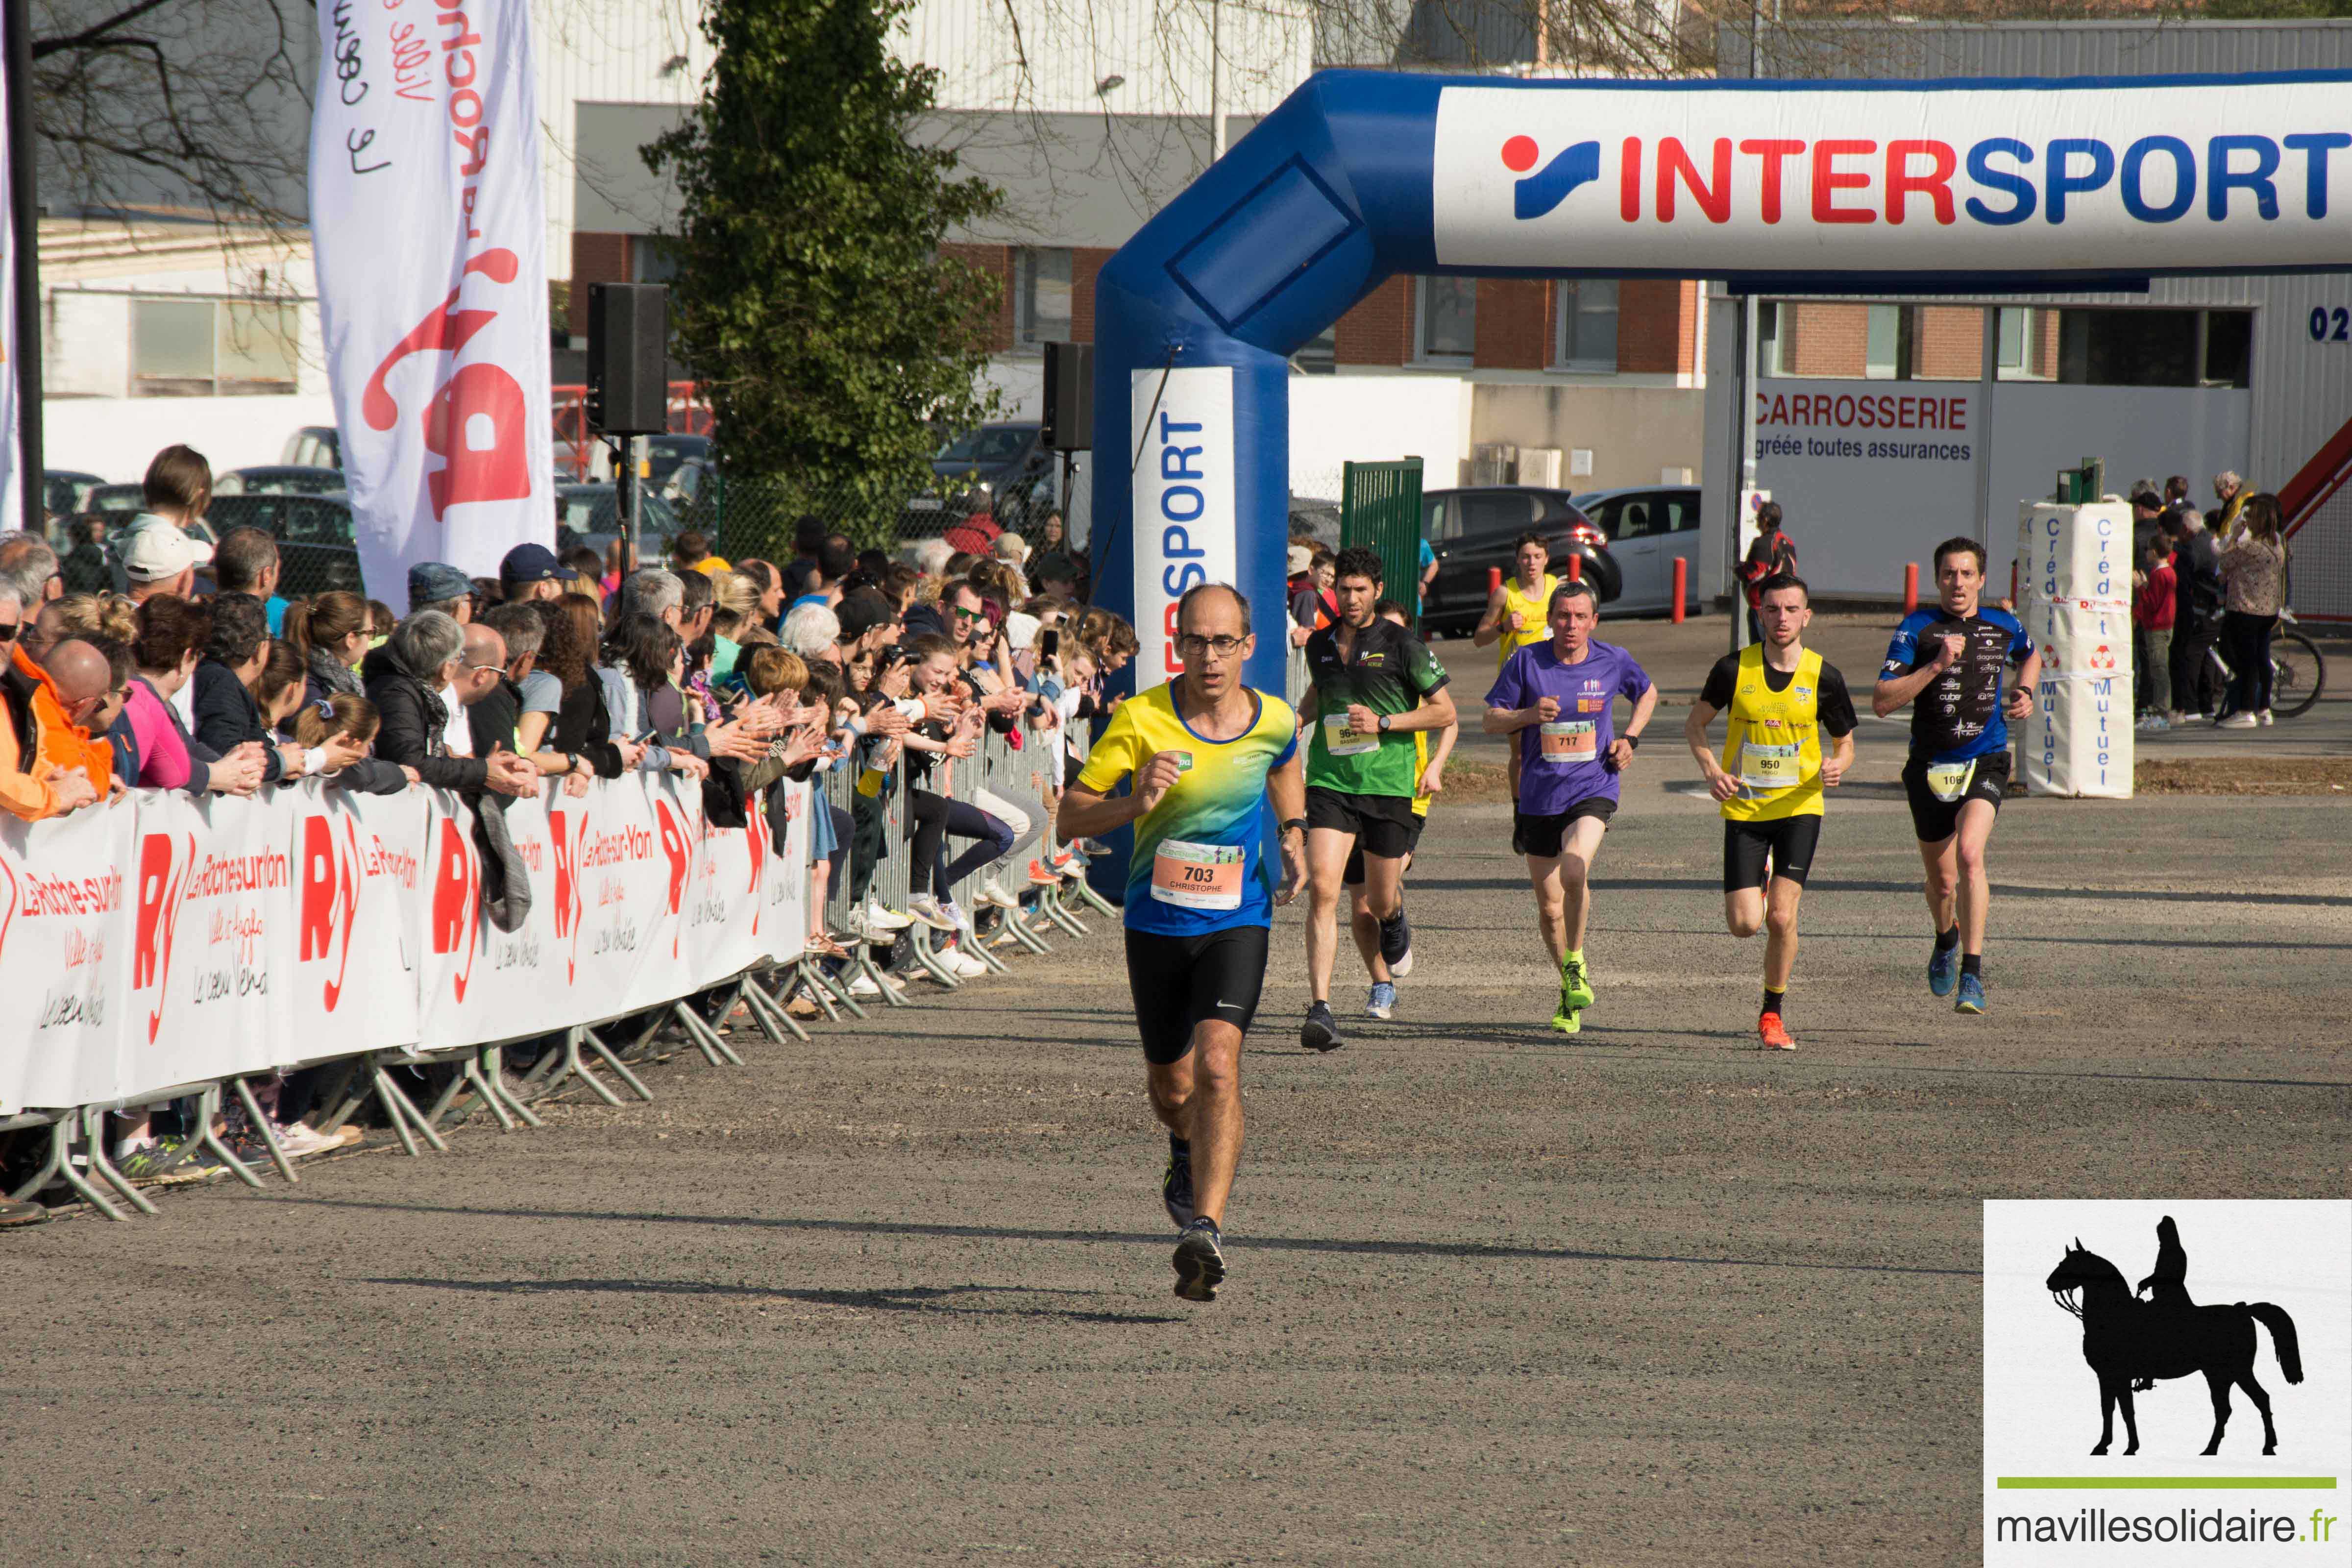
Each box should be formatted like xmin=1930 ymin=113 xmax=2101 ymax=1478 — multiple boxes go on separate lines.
xmin=2129 ymin=470 xmax=2293 ymax=731
xmin=0 ymin=446 xmax=1132 ymax=1224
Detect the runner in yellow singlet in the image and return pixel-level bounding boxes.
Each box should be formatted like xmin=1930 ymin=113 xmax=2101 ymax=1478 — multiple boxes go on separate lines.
xmin=1682 ymin=572 xmax=1858 ymax=1052
xmin=1474 ymin=533 xmax=1560 ymax=805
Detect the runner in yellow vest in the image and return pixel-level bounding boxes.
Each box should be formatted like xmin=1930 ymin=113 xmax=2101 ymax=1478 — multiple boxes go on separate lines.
xmin=1683 ymin=572 xmax=1857 ymax=1051
xmin=1473 ymin=532 xmax=1560 ymax=805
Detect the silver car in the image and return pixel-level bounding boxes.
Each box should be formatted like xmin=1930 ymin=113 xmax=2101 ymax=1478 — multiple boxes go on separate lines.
xmin=1567 ymin=485 xmax=1704 ymax=617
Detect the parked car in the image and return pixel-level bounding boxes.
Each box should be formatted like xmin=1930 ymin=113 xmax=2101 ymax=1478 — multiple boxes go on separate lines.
xmin=554 ymin=483 xmax=681 ymax=566
xmin=645 ymin=434 xmax=710 ymax=488
xmin=43 ymin=469 xmax=104 ymax=523
xmin=1567 ymin=486 xmax=1704 ymax=618
xmin=907 ymin=421 xmax=1054 ymax=532
xmin=201 ymin=492 xmax=364 ymax=598
xmin=86 ymin=483 xmax=148 ymax=519
xmin=280 ymin=427 xmax=342 ymax=470
xmin=214 ymin=465 xmax=346 ymax=498
xmin=1418 ymin=487 xmax=1616 ymax=637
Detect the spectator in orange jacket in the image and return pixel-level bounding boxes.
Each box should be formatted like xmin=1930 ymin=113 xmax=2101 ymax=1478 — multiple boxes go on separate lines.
xmin=0 ymin=585 xmax=111 ymax=820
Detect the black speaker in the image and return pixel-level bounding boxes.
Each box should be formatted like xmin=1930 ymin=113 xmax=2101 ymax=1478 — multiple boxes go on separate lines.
xmin=586 ymin=283 xmax=669 ymax=436
xmin=1042 ymin=340 xmax=1093 ymax=451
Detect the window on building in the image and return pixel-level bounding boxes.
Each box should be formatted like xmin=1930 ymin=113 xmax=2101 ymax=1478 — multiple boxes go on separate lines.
xmin=1996 ymin=307 xmax=2252 ymax=389
xmin=1290 ymin=324 xmax=1336 ymax=374
xmin=132 ymin=296 xmax=301 ymax=396
xmin=1555 ymin=279 xmax=1618 ymax=371
xmin=1416 ymin=275 xmax=1476 ymax=362
xmin=1014 ymin=247 xmax=1073 ymax=348
xmin=631 ymin=237 xmax=681 ymax=285
xmin=1760 ymin=301 xmax=1980 ymax=382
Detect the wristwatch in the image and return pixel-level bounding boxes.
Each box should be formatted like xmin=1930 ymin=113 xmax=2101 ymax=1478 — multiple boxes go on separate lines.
xmin=1280 ymin=817 xmax=1308 ymax=838
xmin=1377 ymin=713 xmax=1392 ymax=733
xmin=1623 ymin=734 xmax=1642 ymax=750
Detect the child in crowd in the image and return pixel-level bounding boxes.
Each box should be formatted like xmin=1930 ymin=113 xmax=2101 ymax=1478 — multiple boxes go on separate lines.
xmin=2133 ymin=536 xmax=2177 ymax=731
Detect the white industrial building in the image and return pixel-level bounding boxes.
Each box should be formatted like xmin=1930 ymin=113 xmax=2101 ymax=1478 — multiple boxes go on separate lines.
xmin=1698 ymin=20 xmax=2352 ymax=623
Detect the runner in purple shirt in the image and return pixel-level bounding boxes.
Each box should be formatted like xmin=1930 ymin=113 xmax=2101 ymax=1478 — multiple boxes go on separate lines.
xmin=1482 ymin=578 xmax=1657 ymax=1034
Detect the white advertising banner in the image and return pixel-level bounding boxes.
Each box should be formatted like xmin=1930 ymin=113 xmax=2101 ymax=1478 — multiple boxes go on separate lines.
xmin=1132 ymin=367 xmax=1236 ymax=690
xmin=0 ymin=803 xmax=136 ymax=1112
xmin=2019 ymin=503 xmax=2134 ymax=799
xmin=1434 ymin=81 xmax=2352 ymax=274
xmin=0 ymin=777 xmax=808 ymax=1113
xmin=309 ymin=0 xmax=554 ymax=594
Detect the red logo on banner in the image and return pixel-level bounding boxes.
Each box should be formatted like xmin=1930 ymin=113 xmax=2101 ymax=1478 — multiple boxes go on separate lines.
xmin=133 ymin=832 xmax=193 ymax=1044
xmin=548 ymin=807 xmax=588 ymax=984
xmin=361 ymin=249 xmax=532 ymax=521
xmin=744 ymin=797 xmax=764 ymax=936
xmin=298 ymin=813 xmax=363 ymax=1010
xmin=655 ymin=798 xmax=691 ymax=958
xmin=429 ymin=815 xmax=481 ymax=1001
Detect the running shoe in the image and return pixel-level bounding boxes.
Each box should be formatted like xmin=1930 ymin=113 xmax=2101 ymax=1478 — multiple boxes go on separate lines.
xmin=1300 ymin=1000 xmax=1343 ymax=1053
xmin=1927 ymin=941 xmax=1958 ymax=998
xmin=862 ymin=901 xmax=913 ymax=933
xmin=846 ymin=972 xmax=882 ymax=999
xmin=1758 ymin=1011 xmax=1795 ymax=1051
xmin=1955 ymin=973 xmax=1987 ymax=1015
xmin=2258 ymin=709 xmax=2275 ymax=727
xmin=1366 ymin=981 xmax=1396 ymax=1020
xmin=976 ymin=878 xmax=1022 ymax=911
xmin=1559 ymin=955 xmax=1594 ymax=1013
xmin=1026 ymin=858 xmax=1064 ymax=887
xmin=1162 ymin=1142 xmax=1196 ymax=1229
xmin=1172 ymin=1218 xmax=1226 ymax=1302
xmin=2218 ymin=712 xmax=2257 ymax=729
xmin=906 ymin=895 xmax=956 ymax=932
xmin=1379 ymin=911 xmax=1413 ymax=978
xmin=943 ymin=946 xmax=989 ymax=979
xmin=1551 ymin=984 xmax=1581 ymax=1035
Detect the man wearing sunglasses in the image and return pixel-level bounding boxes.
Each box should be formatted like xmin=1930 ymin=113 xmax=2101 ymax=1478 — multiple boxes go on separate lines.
xmin=1057 ymin=582 xmax=1305 ymax=1304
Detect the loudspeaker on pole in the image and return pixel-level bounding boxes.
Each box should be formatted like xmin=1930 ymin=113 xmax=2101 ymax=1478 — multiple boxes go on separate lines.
xmin=586 ymin=283 xmax=669 ymax=437
xmin=1042 ymin=341 xmax=1093 ymax=452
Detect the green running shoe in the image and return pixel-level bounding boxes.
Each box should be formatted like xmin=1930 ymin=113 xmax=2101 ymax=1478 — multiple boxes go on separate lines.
xmin=1552 ymin=977 xmax=1582 ymax=1034
xmin=1559 ymin=955 xmax=1594 ymax=1012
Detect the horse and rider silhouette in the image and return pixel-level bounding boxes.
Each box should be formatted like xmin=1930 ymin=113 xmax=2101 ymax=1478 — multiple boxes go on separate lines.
xmin=2044 ymin=1216 xmax=2303 ymax=1457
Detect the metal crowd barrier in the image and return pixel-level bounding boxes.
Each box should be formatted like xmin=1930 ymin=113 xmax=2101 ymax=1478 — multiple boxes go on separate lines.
xmin=5 ymin=725 xmax=1121 ymax=1222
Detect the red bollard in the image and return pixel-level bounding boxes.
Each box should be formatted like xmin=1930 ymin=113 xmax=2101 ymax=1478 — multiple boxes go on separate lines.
xmin=1567 ymin=552 xmax=1582 ymax=583
xmin=1671 ymin=557 xmax=1687 ymax=623
xmin=1488 ymin=566 xmax=1502 ymax=596
xmin=1903 ymin=562 xmax=1920 ymax=612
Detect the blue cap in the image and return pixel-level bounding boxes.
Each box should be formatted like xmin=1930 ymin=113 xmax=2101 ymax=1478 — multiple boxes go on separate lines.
xmin=407 ymin=561 xmax=475 ymax=606
xmin=500 ymin=542 xmax=578 ymax=585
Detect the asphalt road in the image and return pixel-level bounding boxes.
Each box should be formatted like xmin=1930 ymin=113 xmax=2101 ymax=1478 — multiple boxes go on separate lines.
xmin=5 ymin=765 xmax=2348 ymax=1564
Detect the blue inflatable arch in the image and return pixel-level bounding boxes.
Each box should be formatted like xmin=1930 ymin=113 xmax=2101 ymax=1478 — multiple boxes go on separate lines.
xmin=1091 ymin=67 xmax=2352 ymax=699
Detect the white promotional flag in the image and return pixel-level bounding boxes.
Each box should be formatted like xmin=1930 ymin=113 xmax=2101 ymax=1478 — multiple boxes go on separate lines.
xmin=0 ymin=37 xmax=21 ymax=538
xmin=309 ymin=0 xmax=552 ymax=594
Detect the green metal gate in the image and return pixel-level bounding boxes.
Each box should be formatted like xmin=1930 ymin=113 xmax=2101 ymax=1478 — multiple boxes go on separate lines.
xmin=1340 ymin=458 xmax=1427 ymax=616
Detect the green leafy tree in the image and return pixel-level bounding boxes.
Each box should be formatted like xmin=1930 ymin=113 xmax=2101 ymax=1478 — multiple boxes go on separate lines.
xmin=647 ymin=0 xmax=1002 ymax=544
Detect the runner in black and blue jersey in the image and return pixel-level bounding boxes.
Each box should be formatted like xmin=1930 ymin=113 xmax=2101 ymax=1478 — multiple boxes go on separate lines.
xmin=1871 ymin=537 xmax=2040 ymax=1017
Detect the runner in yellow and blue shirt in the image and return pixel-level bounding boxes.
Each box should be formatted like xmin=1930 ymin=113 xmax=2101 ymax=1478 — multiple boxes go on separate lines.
xmin=1058 ymin=583 xmax=1306 ymax=1305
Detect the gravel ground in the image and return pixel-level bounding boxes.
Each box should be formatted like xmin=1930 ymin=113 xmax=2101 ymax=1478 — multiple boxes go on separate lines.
xmin=4 ymin=773 xmax=2347 ymax=1566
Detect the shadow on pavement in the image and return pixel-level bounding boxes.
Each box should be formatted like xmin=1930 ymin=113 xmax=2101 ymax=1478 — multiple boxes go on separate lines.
xmin=365 ymin=1274 xmax=1182 ymax=1325
xmin=297 ymin=1198 xmax=1977 ymax=1277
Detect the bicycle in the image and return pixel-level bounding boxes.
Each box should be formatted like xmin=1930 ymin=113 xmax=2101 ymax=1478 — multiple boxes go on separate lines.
xmin=2200 ymin=607 xmax=2327 ymax=721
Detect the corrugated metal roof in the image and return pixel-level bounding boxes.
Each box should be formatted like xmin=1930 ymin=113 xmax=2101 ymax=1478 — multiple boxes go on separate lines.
xmin=1719 ymin=18 xmax=2352 ymax=81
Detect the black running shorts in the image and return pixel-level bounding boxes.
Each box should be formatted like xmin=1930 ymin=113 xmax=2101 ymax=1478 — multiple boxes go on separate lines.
xmin=1512 ymin=796 xmax=1617 ymax=859
xmin=1901 ymin=751 xmax=2011 ymax=844
xmin=1124 ymin=926 xmax=1272 ymax=1065
xmin=1343 ymin=811 xmax=1426 ymax=885
xmin=1305 ymin=785 xmax=1417 ymax=860
xmin=1722 ymin=815 xmax=1824 ymax=892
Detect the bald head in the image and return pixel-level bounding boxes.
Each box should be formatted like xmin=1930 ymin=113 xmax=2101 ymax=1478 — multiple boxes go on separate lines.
xmin=44 ymin=637 xmax=113 ymax=706
xmin=455 ymin=623 xmax=508 ymax=707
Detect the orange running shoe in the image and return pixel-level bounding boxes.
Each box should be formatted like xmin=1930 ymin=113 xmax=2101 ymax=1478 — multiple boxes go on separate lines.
xmin=1758 ymin=1011 xmax=1795 ymax=1051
